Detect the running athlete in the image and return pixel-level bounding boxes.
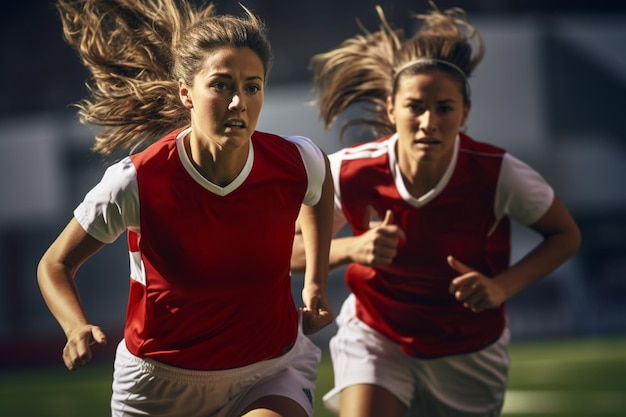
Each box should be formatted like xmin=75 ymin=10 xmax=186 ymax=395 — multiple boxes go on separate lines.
xmin=291 ymin=3 xmax=581 ymax=417
xmin=37 ymin=1 xmax=333 ymax=416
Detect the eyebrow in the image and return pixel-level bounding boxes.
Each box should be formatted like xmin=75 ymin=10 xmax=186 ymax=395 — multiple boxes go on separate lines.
xmin=405 ymin=97 xmax=458 ymax=104
xmin=211 ymin=73 xmax=264 ymax=82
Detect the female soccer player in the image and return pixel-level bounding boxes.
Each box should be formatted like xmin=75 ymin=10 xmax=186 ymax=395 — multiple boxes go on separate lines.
xmin=38 ymin=1 xmax=334 ymax=416
xmin=292 ymin=3 xmax=581 ymax=416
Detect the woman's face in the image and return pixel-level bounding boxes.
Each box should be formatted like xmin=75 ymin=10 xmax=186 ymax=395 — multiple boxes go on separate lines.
xmin=179 ymin=46 xmax=265 ymax=152
xmin=387 ymin=69 xmax=469 ymax=165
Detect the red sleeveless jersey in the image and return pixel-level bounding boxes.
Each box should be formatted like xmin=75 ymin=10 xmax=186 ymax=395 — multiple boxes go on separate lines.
xmin=338 ymin=133 xmax=509 ymax=358
xmin=125 ymin=129 xmax=308 ymax=370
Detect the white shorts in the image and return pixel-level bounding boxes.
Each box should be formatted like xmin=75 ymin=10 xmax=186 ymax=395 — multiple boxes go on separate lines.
xmin=323 ymin=294 xmax=510 ymax=417
xmin=111 ymin=316 xmax=321 ymax=417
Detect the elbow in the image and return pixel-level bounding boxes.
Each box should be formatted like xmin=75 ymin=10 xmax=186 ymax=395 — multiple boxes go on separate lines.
xmin=290 ymin=242 xmax=307 ymax=275
xmin=290 ymin=258 xmax=306 ymax=275
xmin=290 ymin=237 xmax=308 ymax=274
xmin=37 ymin=250 xmax=71 ymax=291
xmin=37 ymin=253 xmax=54 ymax=291
xmin=568 ymin=225 xmax=583 ymax=258
xmin=555 ymin=224 xmax=582 ymax=262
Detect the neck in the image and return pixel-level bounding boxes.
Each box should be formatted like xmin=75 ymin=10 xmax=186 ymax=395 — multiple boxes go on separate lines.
xmin=400 ymin=168 xmax=441 ymax=198
xmin=185 ymin=133 xmax=249 ymax=186
xmin=398 ymin=153 xmax=451 ymax=198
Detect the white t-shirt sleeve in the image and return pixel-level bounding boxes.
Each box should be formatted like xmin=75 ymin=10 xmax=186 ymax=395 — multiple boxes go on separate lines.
xmin=73 ymin=156 xmax=140 ymax=243
xmin=287 ymin=135 xmax=326 ymax=206
xmin=495 ymin=153 xmax=554 ymax=226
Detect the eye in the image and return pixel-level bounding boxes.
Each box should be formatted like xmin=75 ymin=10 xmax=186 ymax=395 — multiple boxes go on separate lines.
xmin=245 ymin=84 xmax=261 ymax=94
xmin=212 ymin=82 xmax=228 ymax=92
xmin=407 ymin=103 xmax=424 ymax=114
xmin=438 ymin=105 xmax=454 ymax=114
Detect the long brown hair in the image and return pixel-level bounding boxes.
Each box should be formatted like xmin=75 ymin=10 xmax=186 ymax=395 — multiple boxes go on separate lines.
xmin=310 ymin=1 xmax=484 ymax=141
xmin=57 ymin=0 xmax=272 ymax=156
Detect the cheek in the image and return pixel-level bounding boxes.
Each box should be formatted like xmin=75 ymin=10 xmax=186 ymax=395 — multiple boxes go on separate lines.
xmin=201 ymin=96 xmax=227 ymax=113
xmin=248 ymin=97 xmax=264 ymax=117
xmin=397 ymin=116 xmax=420 ymax=132
xmin=441 ymin=113 xmax=465 ymax=131
xmin=192 ymin=100 xmax=223 ymax=126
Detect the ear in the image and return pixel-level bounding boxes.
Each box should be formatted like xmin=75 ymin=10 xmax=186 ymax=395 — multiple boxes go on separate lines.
xmin=179 ymin=80 xmax=193 ymax=109
xmin=460 ymin=101 xmax=471 ymax=127
xmin=386 ymin=95 xmax=396 ymax=125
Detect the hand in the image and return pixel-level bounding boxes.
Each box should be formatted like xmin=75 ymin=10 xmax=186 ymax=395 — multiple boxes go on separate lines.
xmin=447 ymin=256 xmax=506 ymax=312
xmin=63 ymin=324 xmax=107 ymax=370
xmin=300 ymin=287 xmax=334 ymax=335
xmin=350 ymin=209 xmax=406 ymax=266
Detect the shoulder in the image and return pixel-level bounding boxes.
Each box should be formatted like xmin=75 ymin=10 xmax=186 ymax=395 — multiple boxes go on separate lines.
xmin=74 ymin=156 xmax=139 ymax=243
xmin=253 ymin=132 xmax=327 ymax=206
xmin=455 ymin=133 xmax=507 ymax=181
xmin=458 ymin=132 xmax=506 ymax=157
xmin=500 ymin=153 xmax=549 ymax=187
xmin=100 ymin=156 xmax=138 ymax=192
xmin=253 ymin=130 xmax=324 ymax=166
xmin=329 ymin=135 xmax=392 ymax=177
xmin=253 ymin=130 xmax=317 ymax=149
xmin=496 ymin=153 xmax=554 ymax=224
xmin=130 ymin=129 xmax=183 ymax=167
xmin=283 ymin=134 xmax=323 ymax=158
xmin=330 ymin=136 xmax=391 ymax=162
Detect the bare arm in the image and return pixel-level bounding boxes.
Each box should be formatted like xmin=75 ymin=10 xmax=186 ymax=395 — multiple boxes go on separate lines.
xmin=449 ymin=196 xmax=582 ymax=312
xmin=298 ymin=155 xmax=335 ymax=334
xmin=292 ymin=229 xmax=355 ymax=274
xmin=292 ymin=209 xmax=407 ymax=274
xmin=37 ymin=217 xmax=108 ymax=370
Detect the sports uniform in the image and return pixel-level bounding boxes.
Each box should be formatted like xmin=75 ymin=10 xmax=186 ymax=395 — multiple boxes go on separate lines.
xmin=74 ymin=127 xmax=325 ymax=416
xmin=323 ymin=132 xmax=554 ymax=416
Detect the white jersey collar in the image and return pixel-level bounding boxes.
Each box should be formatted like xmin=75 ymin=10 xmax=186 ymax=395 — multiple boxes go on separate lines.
xmin=388 ymin=133 xmax=460 ymax=208
xmin=175 ymin=127 xmax=254 ymax=196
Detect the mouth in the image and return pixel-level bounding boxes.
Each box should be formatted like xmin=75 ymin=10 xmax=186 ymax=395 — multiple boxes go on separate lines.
xmin=414 ymin=137 xmax=441 ymax=146
xmin=224 ymin=119 xmax=246 ymax=129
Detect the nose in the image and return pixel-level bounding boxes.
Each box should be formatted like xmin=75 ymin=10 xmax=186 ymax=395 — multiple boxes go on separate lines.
xmin=228 ymin=93 xmax=245 ymax=112
xmin=420 ymin=110 xmax=437 ymax=132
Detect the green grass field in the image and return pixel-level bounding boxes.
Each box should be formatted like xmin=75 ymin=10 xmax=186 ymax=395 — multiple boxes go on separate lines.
xmin=1 ymin=336 xmax=625 ymax=417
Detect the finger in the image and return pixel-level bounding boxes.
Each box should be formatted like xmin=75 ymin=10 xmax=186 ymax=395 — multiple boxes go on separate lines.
xmin=447 ymin=256 xmax=475 ymax=275
xmin=301 ymin=309 xmax=315 ymax=334
xmin=392 ymin=225 xmax=407 ymax=242
xmin=65 ymin=343 xmax=89 ymax=370
xmin=303 ymin=295 xmax=320 ymax=314
xmin=378 ymin=210 xmax=407 ymax=241
xmin=459 ymin=288 xmax=480 ymax=305
xmin=451 ymin=272 xmax=483 ymax=297
xmin=91 ymin=327 xmax=108 ymax=345
xmin=303 ymin=310 xmax=333 ymax=335
xmin=380 ymin=209 xmax=393 ymax=227
xmin=465 ymin=293 xmax=488 ymax=312
xmin=63 ymin=347 xmax=75 ymax=370
xmin=366 ymin=205 xmax=382 ymax=228
xmin=373 ymin=241 xmax=399 ymax=256
xmin=453 ymin=284 xmax=472 ymax=301
xmin=75 ymin=343 xmax=93 ymax=364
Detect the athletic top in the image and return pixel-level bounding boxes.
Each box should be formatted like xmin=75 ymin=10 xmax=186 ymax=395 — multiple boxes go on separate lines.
xmin=74 ymin=127 xmax=326 ymax=370
xmin=330 ymin=132 xmax=554 ymax=358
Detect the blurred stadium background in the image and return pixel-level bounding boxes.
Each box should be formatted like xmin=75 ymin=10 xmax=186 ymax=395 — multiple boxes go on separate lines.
xmin=1 ymin=0 xmax=625 ymax=415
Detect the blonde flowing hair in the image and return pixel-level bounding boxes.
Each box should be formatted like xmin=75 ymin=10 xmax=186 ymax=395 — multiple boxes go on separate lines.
xmin=57 ymin=0 xmax=272 ymax=156
xmin=310 ymin=1 xmax=484 ymax=140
